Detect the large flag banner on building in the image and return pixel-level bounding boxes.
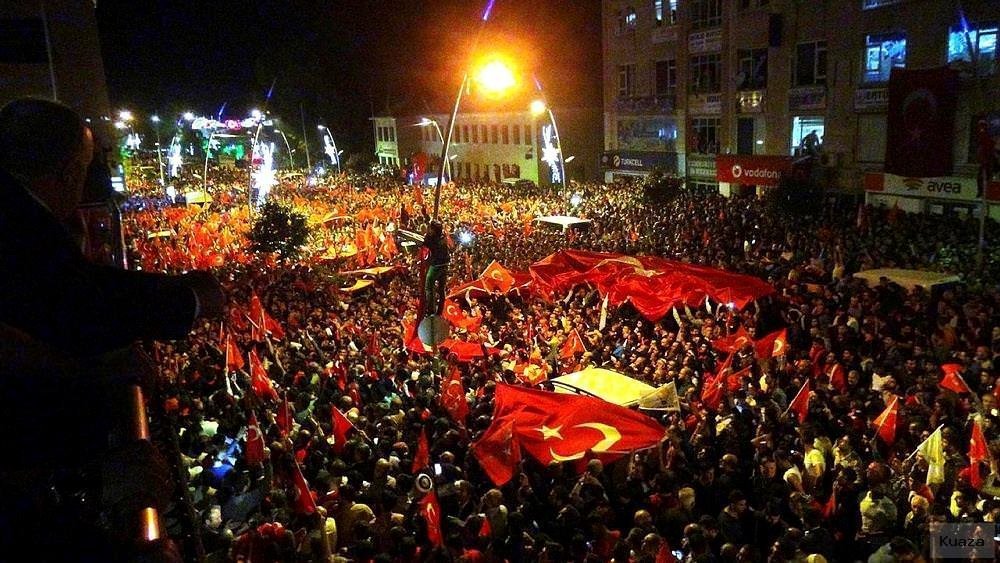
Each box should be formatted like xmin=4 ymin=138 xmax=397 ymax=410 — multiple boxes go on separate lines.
xmin=885 ymin=66 xmax=959 ymax=178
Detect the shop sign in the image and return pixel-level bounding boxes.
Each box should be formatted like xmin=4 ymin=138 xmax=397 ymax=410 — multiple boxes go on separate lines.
xmin=865 ymin=172 xmax=978 ymax=201
xmin=601 ymin=151 xmax=678 ymax=173
xmin=854 ymin=87 xmax=888 ymax=111
xmin=789 ymin=86 xmax=827 ymax=111
xmin=686 ymin=154 xmax=717 ymax=179
xmin=688 ymin=93 xmax=722 ymax=115
xmin=688 ymin=29 xmax=722 ymax=54
xmin=716 ymin=155 xmax=794 ymax=186
xmin=652 ymin=26 xmax=678 ymax=44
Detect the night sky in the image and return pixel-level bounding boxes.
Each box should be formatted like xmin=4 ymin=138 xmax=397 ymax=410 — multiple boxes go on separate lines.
xmin=96 ymin=0 xmax=602 ymax=155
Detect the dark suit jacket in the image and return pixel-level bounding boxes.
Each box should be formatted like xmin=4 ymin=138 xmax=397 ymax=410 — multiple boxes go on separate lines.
xmin=0 ymin=168 xmax=197 ymax=357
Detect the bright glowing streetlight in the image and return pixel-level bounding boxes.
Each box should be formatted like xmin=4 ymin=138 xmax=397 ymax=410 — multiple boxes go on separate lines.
xmin=151 ymin=115 xmax=165 ymax=187
xmin=251 ymin=108 xmax=262 ymax=120
xmin=475 ymin=60 xmax=516 ymax=95
xmin=114 ymin=121 xmax=127 ymax=130
xmin=529 ymin=99 xmax=547 ymax=116
xmin=151 ymin=115 xmax=160 ymax=123
xmin=182 ymin=112 xmax=195 ymax=121
xmin=118 ymin=110 xmax=133 ymax=122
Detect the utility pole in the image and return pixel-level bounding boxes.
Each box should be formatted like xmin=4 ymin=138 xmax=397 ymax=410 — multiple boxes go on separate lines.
xmin=300 ymin=103 xmax=312 ymax=171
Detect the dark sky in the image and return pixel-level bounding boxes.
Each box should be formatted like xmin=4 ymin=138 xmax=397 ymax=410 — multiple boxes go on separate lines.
xmin=96 ymin=0 xmax=602 ymax=155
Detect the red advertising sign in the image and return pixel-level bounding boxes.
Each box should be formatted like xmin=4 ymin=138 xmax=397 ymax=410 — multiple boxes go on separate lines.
xmin=715 ymin=155 xmax=794 ymax=186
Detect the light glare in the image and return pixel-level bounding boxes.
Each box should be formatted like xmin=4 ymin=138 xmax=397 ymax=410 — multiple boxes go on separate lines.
xmin=476 ymin=60 xmax=516 ymax=95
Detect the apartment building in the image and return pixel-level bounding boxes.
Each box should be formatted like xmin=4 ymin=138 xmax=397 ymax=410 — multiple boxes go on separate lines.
xmin=602 ymin=0 xmax=1000 ymax=216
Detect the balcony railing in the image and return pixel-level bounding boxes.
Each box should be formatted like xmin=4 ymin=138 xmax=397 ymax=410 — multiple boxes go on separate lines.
xmin=615 ymin=94 xmax=676 ymax=114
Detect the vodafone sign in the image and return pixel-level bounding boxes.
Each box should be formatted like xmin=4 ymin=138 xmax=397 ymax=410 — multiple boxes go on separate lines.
xmin=716 ymin=155 xmax=794 ymax=186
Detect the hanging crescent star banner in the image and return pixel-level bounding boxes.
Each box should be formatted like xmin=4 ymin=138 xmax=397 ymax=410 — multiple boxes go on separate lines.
xmin=528 ymin=250 xmax=774 ymax=321
xmin=884 ymin=66 xmax=959 ymax=178
xmin=472 ymin=384 xmax=664 ymax=484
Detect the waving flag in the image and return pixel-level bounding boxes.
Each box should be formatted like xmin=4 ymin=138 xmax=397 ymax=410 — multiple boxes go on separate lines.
xmin=481 ymin=261 xmax=515 ymax=294
xmin=244 ymin=411 xmax=266 ymax=466
xmin=276 ymin=392 xmax=292 ymax=437
xmin=755 ymin=328 xmax=788 ymax=358
xmin=712 ymin=327 xmax=752 ymax=353
xmin=248 ymin=350 xmax=279 ymax=401
xmin=418 ymin=490 xmax=443 ymax=547
xmin=472 ymin=415 xmax=521 ymax=486
xmin=940 ymin=364 xmax=971 ymax=394
xmin=412 ymin=428 xmax=430 ymax=473
xmin=482 ymin=384 xmax=663 ymax=469
xmin=225 ymin=333 xmax=244 ymax=371
xmin=915 ymin=425 xmax=945 ymax=484
xmin=873 ymin=396 xmax=899 ymax=445
xmin=248 ymin=292 xmax=286 ymax=341
xmin=291 ymin=462 xmax=317 ymax=515
xmin=330 ymin=406 xmax=355 ymax=454
xmin=441 ymin=367 xmax=469 ymax=425
xmin=787 ymin=380 xmax=810 ymax=423
xmin=970 ymin=419 xmax=990 ymax=489
xmin=559 ymin=329 xmax=587 ymax=359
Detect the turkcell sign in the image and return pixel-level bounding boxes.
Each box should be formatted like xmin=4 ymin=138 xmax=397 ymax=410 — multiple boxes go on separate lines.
xmin=715 ymin=155 xmax=794 ymax=186
xmin=867 ymin=173 xmax=979 ymax=201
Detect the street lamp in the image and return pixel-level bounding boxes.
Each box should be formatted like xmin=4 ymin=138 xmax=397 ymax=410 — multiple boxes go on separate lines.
xmin=182 ymin=112 xmax=195 ymax=122
xmin=416 ymin=118 xmax=452 ymax=183
xmin=151 ymin=115 xmax=165 ymax=187
xmin=275 ymin=130 xmax=295 ymax=169
xmin=318 ymin=125 xmax=342 ymax=174
xmin=530 ymin=76 xmax=567 ymax=190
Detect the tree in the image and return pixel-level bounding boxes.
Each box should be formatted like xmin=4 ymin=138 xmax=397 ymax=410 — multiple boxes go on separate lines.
xmin=249 ymin=200 xmax=311 ymax=259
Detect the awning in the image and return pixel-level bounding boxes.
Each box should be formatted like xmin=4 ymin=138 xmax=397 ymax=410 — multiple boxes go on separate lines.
xmin=550 ymin=367 xmax=656 ymax=407
xmin=853 ymin=269 xmax=961 ymax=291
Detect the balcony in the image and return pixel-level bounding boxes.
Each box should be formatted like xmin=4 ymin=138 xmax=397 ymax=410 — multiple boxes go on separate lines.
xmin=615 ymin=95 xmax=676 ymax=115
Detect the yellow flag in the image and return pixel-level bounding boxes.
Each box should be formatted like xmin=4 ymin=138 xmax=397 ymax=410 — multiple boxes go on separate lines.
xmin=915 ymin=425 xmax=945 ymax=485
xmin=639 ymin=381 xmax=680 ymax=411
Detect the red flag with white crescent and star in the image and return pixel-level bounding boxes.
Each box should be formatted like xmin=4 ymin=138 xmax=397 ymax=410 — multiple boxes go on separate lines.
xmin=441 ymin=366 xmax=469 ymax=425
xmin=484 ymin=384 xmax=663 ymax=470
xmin=248 ymin=350 xmax=279 ymax=401
xmin=418 ymin=490 xmax=444 ymax=548
xmin=754 ymin=328 xmax=788 ymax=359
xmin=245 ymin=410 xmax=266 ymax=466
xmin=471 ymin=415 xmax=521 ymax=486
xmin=291 ymin=461 xmax=317 ymax=515
xmin=788 ymin=380 xmax=811 ymax=423
xmin=481 ymin=260 xmax=515 ymax=294
xmin=711 ymin=326 xmax=752 ymax=353
xmin=940 ymin=363 xmax=971 ymax=394
xmin=970 ymin=418 xmax=990 ymax=489
xmin=225 ymin=333 xmax=245 ymax=371
xmin=559 ymin=329 xmax=587 ymax=359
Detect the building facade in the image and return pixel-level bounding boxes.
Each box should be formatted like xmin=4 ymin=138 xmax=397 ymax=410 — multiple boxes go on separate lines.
xmin=601 ymin=0 xmax=1000 ymax=215
xmin=374 ymin=107 xmax=603 ymax=187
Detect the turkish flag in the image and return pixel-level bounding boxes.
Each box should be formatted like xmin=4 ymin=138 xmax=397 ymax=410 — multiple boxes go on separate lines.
xmin=481 ymin=260 xmax=516 ymax=294
xmin=754 ymin=328 xmax=788 ymax=359
xmin=380 ymin=234 xmax=398 ymax=258
xmin=439 ymin=339 xmax=485 ymax=362
xmin=873 ymin=396 xmax=899 ymax=445
xmin=471 ymin=415 xmax=521 ymax=486
xmin=249 ymin=292 xmax=286 ymax=341
xmin=940 ymin=364 xmax=971 ymax=394
xmin=726 ymin=365 xmax=752 ymax=392
xmin=442 ymin=299 xmax=481 ymax=331
xmin=413 ymin=184 xmax=425 ymax=207
xmin=330 ymin=406 xmax=355 ymax=454
xmin=788 ymin=380 xmax=810 ymax=423
xmin=970 ymin=419 xmax=989 ymax=489
xmin=276 ymin=392 xmax=292 ymax=437
xmin=885 ymin=66 xmax=959 ymax=177
xmin=225 ymin=333 xmax=244 ymax=371
xmin=822 ymin=490 xmax=837 ymax=520
xmin=487 ymin=384 xmax=663 ymax=469
xmin=248 ymin=350 xmax=279 ymax=401
xmin=366 ymin=331 xmax=380 ymax=357
xmin=291 ymin=462 xmax=317 ymax=515
xmin=712 ymin=327 xmax=752 ymax=353
xmin=441 ymin=367 xmax=469 ymax=425
xmin=418 ymin=490 xmax=444 ymax=548
xmin=559 ymin=329 xmax=587 ymax=359
xmin=412 ymin=428 xmax=431 ymax=473
xmin=403 ymin=322 xmax=432 ymax=356
xmin=827 ymin=363 xmax=846 ymax=393
xmin=245 ymin=411 xmax=266 ymax=466
xmin=701 ymin=374 xmax=725 ymax=412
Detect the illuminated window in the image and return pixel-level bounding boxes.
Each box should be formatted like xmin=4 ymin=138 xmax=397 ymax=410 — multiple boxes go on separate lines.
xmin=513 ymin=124 xmax=521 ymax=144
xmin=626 ymin=7 xmax=637 ymax=29
xmin=794 ymin=41 xmax=827 ymax=86
xmin=690 ymin=0 xmax=722 ymax=31
xmin=618 ymin=63 xmax=637 ymax=98
xmin=689 ymin=54 xmax=721 ymax=93
xmin=948 ymin=22 xmax=997 ymax=75
xmin=690 ymin=118 xmax=720 ymax=154
xmin=654 ymin=0 xmax=663 ymax=25
xmin=737 ymin=48 xmax=768 ymax=90
xmin=669 ymin=0 xmax=678 ymax=24
xmin=525 ymin=123 xmax=532 ymax=143
xmin=864 ymin=33 xmax=906 ymax=82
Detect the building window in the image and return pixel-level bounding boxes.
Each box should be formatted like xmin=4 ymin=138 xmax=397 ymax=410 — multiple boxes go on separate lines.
xmin=618 ymin=63 xmax=637 ymax=98
xmin=502 ymin=125 xmax=510 ymax=144
xmin=525 ymin=123 xmax=532 ymax=143
xmin=864 ymin=33 xmax=906 ymax=83
xmin=791 ymin=116 xmax=825 ymax=156
xmin=626 ymin=7 xmax=638 ymax=29
xmin=690 ymin=0 xmax=722 ymax=31
xmin=654 ymin=0 xmax=663 ymax=25
xmin=737 ymin=48 xmax=768 ymax=90
xmin=689 ymin=54 xmax=721 ymax=93
xmin=460 ymin=125 xmax=468 ymax=143
xmin=513 ymin=124 xmax=521 ymax=144
xmin=616 ymin=11 xmax=625 ymax=35
xmin=739 ymin=0 xmax=770 ymax=8
xmin=948 ymin=22 xmax=997 ymax=75
xmin=655 ymin=59 xmax=677 ymax=98
xmin=794 ymin=41 xmax=827 ymax=86
xmin=491 ymin=125 xmax=499 ymax=144
xmin=690 ymin=117 xmax=720 ymax=154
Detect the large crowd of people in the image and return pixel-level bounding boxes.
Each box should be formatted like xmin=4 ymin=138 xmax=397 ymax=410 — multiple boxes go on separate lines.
xmin=119 ymin=167 xmax=1000 ymax=563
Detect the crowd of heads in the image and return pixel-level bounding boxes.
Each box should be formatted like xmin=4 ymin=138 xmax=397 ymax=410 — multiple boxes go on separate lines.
xmin=120 ymin=166 xmax=1000 ymax=562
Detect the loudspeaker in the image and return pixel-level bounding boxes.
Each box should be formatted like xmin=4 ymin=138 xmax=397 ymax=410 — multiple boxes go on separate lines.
xmin=768 ymin=14 xmax=782 ymax=47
